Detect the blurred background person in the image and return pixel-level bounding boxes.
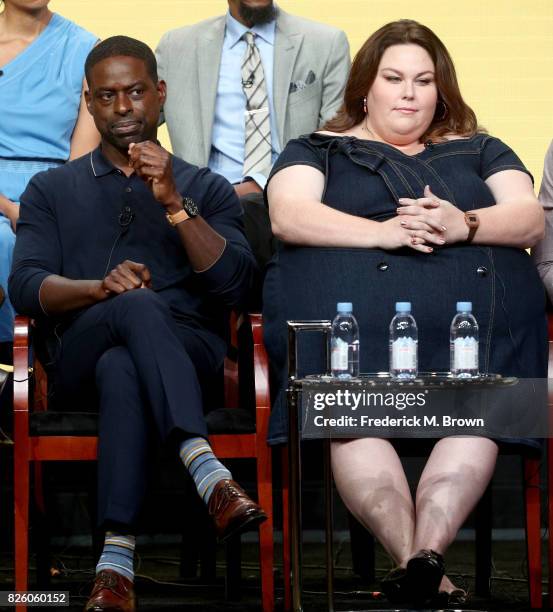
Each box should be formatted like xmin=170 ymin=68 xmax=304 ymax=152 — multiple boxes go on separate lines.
xmin=156 ymin=0 xmax=350 ymax=305
xmin=0 ymin=0 xmax=99 ymax=361
xmin=532 ymin=140 xmax=553 ymax=302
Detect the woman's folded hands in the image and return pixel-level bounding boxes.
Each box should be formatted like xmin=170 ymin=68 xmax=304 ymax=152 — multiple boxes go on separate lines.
xmin=390 ymin=185 xmax=467 ymax=251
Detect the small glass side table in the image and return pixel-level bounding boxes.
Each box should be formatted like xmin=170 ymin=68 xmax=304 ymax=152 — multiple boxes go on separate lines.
xmin=285 ymin=320 xmax=526 ymax=612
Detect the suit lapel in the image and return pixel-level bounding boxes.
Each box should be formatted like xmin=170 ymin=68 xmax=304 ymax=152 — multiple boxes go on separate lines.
xmin=273 ymin=10 xmax=303 ymax=145
xmin=197 ymin=18 xmax=225 ymax=163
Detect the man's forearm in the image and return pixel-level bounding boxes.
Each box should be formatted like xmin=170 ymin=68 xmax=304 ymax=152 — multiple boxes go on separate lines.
xmin=162 ymin=192 xmax=226 ymax=271
xmin=39 ymin=275 xmax=106 ymax=315
xmin=174 ymin=216 xmax=227 ymax=272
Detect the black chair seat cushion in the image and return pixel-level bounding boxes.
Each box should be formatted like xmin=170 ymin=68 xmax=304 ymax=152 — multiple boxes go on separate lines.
xmin=205 ymin=408 xmax=255 ymax=434
xmin=30 ymin=412 xmax=98 ymax=437
xmin=29 ymin=408 xmax=255 ymax=437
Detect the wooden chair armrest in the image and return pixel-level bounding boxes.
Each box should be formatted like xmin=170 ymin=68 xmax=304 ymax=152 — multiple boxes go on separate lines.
xmin=13 ymin=315 xmax=31 ymax=414
xmin=13 ymin=315 xmax=31 ymax=412
xmin=249 ymin=313 xmax=270 ymax=411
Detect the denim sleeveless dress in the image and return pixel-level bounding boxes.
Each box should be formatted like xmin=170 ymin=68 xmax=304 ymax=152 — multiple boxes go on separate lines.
xmin=0 ymin=13 xmax=97 ymax=342
xmin=263 ymin=133 xmax=547 ymax=445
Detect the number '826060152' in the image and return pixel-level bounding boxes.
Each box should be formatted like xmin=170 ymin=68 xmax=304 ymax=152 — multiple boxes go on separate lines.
xmin=0 ymin=591 xmax=69 ymax=606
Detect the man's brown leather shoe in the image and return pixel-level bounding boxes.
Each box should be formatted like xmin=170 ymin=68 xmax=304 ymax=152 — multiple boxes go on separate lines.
xmin=208 ymin=479 xmax=267 ymax=541
xmin=84 ymin=569 xmax=136 ymax=611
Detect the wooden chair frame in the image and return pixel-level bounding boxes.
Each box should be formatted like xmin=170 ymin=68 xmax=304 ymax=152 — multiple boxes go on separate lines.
xmin=13 ymin=312 xmax=275 ymax=611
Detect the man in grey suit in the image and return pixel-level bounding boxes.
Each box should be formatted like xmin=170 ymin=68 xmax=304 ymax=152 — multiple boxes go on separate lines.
xmin=532 ymin=140 xmax=553 ymax=302
xmin=156 ymin=0 xmax=350 ymax=297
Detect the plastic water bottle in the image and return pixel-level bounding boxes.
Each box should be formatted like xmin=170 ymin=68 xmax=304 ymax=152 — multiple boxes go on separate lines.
xmin=389 ymin=302 xmax=418 ymax=379
xmin=330 ymin=302 xmax=360 ymax=379
xmin=450 ymin=301 xmax=479 ymax=378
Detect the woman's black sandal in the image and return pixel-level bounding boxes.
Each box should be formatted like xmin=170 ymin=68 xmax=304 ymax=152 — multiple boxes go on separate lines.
xmin=380 ymin=566 xmax=410 ymax=603
xmin=406 ymin=548 xmax=445 ymax=605
xmin=430 ymin=587 xmax=468 ymax=608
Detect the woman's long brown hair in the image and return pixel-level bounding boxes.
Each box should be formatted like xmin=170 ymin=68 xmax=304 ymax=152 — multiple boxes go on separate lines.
xmin=324 ymin=20 xmax=481 ymax=142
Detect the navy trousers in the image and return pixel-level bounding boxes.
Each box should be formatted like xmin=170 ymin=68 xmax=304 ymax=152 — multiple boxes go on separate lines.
xmin=54 ymin=289 xmax=226 ymax=529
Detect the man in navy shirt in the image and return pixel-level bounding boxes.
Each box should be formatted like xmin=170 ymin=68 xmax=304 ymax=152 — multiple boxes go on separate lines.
xmin=10 ymin=36 xmax=265 ymax=612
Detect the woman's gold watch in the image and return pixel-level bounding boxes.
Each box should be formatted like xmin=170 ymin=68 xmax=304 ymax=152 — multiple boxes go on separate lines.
xmin=464 ymin=211 xmax=480 ymax=243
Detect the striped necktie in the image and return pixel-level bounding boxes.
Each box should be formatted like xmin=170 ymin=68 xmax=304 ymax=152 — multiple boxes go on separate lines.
xmin=241 ymin=31 xmax=272 ymax=177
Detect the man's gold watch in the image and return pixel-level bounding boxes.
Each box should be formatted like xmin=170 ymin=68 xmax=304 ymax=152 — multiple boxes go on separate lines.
xmin=165 ymin=197 xmax=199 ymax=226
xmin=464 ymin=211 xmax=480 ymax=243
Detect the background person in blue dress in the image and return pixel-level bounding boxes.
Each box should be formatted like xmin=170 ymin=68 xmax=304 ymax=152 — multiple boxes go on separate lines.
xmin=0 ymin=0 xmax=99 ymax=359
xmin=264 ymin=19 xmax=546 ymax=608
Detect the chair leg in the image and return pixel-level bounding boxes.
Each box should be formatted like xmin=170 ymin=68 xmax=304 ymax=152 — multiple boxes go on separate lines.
xmin=524 ymin=457 xmax=542 ymax=609
xmin=199 ymin=527 xmax=217 ymax=583
xmin=180 ymin=483 xmax=202 ymax=579
xmin=348 ymin=511 xmax=375 ymax=582
xmin=257 ymin=442 xmax=274 ymax=612
xmin=225 ymin=534 xmax=242 ymax=601
xmin=14 ymin=455 xmax=30 ymax=594
xmin=33 ymin=462 xmax=53 ymax=588
xmin=281 ymin=448 xmax=291 ymax=611
xmin=179 ymin=479 xmax=217 ymax=582
xmin=474 ymin=483 xmax=492 ymax=597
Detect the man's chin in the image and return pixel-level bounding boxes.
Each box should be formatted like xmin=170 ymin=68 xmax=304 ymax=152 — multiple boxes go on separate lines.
xmin=239 ymin=1 xmax=275 ymax=26
xmin=108 ymin=133 xmax=145 ymax=149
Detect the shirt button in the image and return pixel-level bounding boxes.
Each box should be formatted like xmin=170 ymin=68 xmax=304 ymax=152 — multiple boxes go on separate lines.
xmin=476 ymin=266 xmax=488 ymax=277
xmin=125 ymin=187 xmax=132 ymax=193
xmin=377 ymin=262 xmax=389 ymax=271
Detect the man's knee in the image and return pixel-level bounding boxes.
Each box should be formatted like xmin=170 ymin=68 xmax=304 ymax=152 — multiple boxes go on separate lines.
xmin=95 ymin=346 xmax=136 ymax=387
xmin=110 ymin=288 xmax=169 ymax=323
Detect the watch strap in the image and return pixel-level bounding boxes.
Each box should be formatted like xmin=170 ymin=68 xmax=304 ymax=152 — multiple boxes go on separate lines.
xmin=464 ymin=212 xmax=479 ymax=243
xmin=166 ymin=208 xmax=189 ymax=226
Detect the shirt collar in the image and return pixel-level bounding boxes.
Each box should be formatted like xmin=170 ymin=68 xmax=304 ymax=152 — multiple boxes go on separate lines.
xmin=225 ymin=9 xmax=276 ymax=49
xmin=89 ymin=146 xmax=119 ymax=178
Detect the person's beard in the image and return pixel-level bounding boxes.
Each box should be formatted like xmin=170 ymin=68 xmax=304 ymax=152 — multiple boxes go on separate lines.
xmin=238 ymin=1 xmax=276 ymax=26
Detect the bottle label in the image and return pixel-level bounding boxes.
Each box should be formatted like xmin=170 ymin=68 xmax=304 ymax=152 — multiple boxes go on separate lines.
xmin=453 ymin=337 xmax=478 ymax=370
xmin=331 ymin=338 xmax=349 ymax=371
xmin=391 ymin=338 xmax=417 ymax=370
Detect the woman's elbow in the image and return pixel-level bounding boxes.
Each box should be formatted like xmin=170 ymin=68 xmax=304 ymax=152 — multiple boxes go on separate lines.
xmin=271 ymin=219 xmax=287 ymax=241
xmin=269 ymin=209 xmax=292 ymax=242
xmin=525 ymin=211 xmax=546 ymax=248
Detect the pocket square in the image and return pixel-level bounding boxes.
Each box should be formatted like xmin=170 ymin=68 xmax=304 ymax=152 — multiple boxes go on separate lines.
xmin=289 ymin=70 xmax=317 ymax=93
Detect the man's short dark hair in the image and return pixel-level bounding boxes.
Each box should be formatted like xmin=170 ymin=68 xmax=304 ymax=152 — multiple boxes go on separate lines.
xmin=85 ymin=36 xmax=158 ymax=85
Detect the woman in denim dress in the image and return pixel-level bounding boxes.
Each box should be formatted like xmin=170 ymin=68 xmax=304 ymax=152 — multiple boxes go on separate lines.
xmin=263 ymin=19 xmax=546 ymax=606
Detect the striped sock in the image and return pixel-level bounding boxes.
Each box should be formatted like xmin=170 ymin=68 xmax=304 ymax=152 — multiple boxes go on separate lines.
xmin=179 ymin=437 xmax=232 ymax=504
xmin=96 ymin=532 xmax=135 ymax=582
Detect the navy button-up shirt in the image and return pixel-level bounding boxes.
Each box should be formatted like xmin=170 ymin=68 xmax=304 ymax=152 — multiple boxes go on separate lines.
xmin=9 ymin=146 xmax=255 ymax=341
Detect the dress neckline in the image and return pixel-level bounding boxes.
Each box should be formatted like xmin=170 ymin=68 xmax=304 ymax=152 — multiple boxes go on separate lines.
xmin=311 ymin=131 xmax=479 ymax=159
xmin=0 ymin=12 xmax=59 ymax=72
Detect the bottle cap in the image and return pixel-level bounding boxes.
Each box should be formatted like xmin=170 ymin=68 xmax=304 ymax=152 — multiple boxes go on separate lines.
xmin=456 ymin=301 xmax=472 ymax=312
xmin=395 ymin=302 xmax=411 ymax=313
xmin=337 ymin=302 xmax=353 ymax=313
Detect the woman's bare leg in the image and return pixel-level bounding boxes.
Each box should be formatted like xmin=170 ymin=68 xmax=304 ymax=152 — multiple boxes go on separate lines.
xmin=413 ymin=437 xmax=498 ymax=555
xmin=331 ymin=438 xmax=415 ymax=566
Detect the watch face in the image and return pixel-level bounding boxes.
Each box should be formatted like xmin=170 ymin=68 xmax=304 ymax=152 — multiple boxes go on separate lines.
xmin=182 ymin=197 xmax=199 ymax=217
xmin=466 ymin=213 xmax=479 ymax=227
